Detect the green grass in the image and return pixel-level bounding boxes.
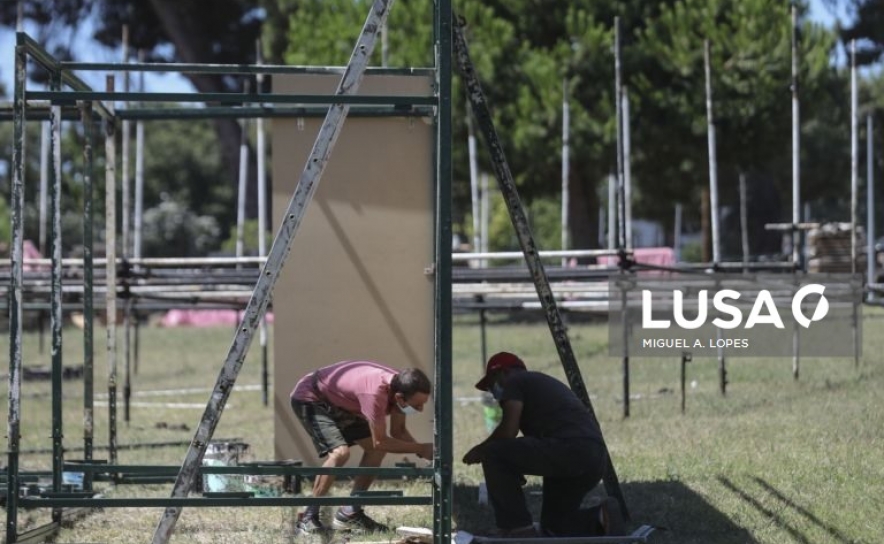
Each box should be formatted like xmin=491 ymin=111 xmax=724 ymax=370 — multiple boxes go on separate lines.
xmin=1 ymin=309 xmax=883 ymax=543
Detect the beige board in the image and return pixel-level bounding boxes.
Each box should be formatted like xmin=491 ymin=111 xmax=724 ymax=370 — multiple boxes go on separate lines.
xmin=272 ymin=73 xmax=436 ymax=467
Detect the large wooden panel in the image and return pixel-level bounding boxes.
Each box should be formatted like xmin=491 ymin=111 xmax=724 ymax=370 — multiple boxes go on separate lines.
xmin=272 ymin=74 xmax=435 ymax=466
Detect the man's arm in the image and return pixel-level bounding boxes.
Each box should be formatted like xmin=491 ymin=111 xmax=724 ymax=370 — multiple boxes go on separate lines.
xmin=462 ymin=399 xmax=523 ymax=464
xmin=367 ymin=412 xmax=433 ymax=459
xmin=389 ymin=410 xmax=417 ymax=443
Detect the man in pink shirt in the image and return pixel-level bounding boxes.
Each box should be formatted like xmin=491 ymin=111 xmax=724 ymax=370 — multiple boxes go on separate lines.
xmin=290 ymin=360 xmax=433 ymax=535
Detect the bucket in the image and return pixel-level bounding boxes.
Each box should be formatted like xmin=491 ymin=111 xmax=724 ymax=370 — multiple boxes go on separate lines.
xmin=481 ymin=392 xmax=501 ymax=432
xmin=201 ymin=440 xmax=249 ymax=492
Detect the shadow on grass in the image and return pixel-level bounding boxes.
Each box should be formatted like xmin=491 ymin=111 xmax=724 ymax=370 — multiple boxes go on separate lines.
xmin=453 ymin=479 xmax=758 ymax=544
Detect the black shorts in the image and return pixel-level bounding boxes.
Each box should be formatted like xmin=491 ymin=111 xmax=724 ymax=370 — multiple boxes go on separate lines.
xmin=290 ymin=398 xmax=372 ymax=457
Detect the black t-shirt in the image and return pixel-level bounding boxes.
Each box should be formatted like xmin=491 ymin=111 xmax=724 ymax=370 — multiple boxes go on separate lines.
xmin=499 ymin=370 xmax=603 ymax=441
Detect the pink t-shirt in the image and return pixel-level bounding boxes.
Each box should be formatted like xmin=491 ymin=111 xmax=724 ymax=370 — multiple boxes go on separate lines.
xmin=291 ymin=361 xmax=396 ymax=425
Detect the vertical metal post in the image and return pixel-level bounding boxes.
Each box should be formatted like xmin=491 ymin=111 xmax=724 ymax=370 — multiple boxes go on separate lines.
xmin=468 ymin=104 xmax=481 ymax=258
xmin=851 ymin=40 xmax=858 ymax=275
xmin=622 ymin=87 xmax=632 ymax=251
xmin=613 ymin=17 xmax=624 ymax=250
xmin=791 ymin=4 xmax=801 ymax=268
xmin=39 ymin=120 xmax=49 ymax=255
xmin=454 ymin=20 xmax=630 ymax=521
xmin=256 ymin=42 xmax=270 ymax=407
xmin=608 ymin=174 xmax=616 ymax=250
xmin=481 ymin=172 xmax=490 ymax=263
xmin=680 ymin=352 xmax=691 ymax=414
xmin=236 ymin=80 xmax=250 ymax=262
xmin=434 ymin=3 xmax=454 ymax=544
xmin=80 ymin=101 xmax=95 ymax=491
xmin=121 ymin=25 xmax=133 ymax=425
xmin=105 ymin=75 xmax=119 ymax=466
xmin=674 ymin=203 xmax=682 ymax=262
xmin=151 ymin=3 xmax=395 ymax=541
xmin=134 ymin=52 xmax=145 ymax=376
xmin=121 ymin=25 xmax=131 ymax=257
xmin=868 ymin=115 xmax=876 ymax=299
xmin=740 ymin=173 xmax=749 ymax=270
xmin=704 ymin=40 xmax=720 ymax=265
xmin=621 ymin=286 xmax=630 ymax=417
xmin=7 ymin=35 xmax=27 ymax=544
xmin=49 ymin=77 xmax=65 ymax=523
xmin=134 ymin=51 xmax=145 ymax=266
xmin=561 ymin=78 xmax=570 ymax=264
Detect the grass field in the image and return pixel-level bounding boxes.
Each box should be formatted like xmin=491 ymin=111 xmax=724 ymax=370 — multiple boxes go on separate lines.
xmin=1 ymin=308 xmax=882 ymax=543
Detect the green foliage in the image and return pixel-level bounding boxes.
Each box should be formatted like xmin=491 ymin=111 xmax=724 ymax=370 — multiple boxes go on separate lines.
xmin=140 ymin=198 xmax=221 ymax=257
xmin=0 ymin=195 xmax=11 ymax=249
xmin=220 ymin=218 xmax=273 ymax=255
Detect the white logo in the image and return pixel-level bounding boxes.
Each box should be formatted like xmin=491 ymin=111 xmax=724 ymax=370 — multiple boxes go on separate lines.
xmin=791 ymin=284 xmax=829 ymax=328
xmin=642 ymin=284 xmax=829 ymax=329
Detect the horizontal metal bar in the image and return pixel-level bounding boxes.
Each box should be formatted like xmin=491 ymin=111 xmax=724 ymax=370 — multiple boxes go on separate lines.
xmin=63 ymin=464 xmax=434 ymax=477
xmin=62 ymin=61 xmax=435 ymax=77
xmin=116 ymin=105 xmax=435 ymax=120
xmin=22 ymin=495 xmax=433 ymax=508
xmin=29 ymin=91 xmax=436 ymax=106
xmin=452 ymin=249 xmax=627 ymax=261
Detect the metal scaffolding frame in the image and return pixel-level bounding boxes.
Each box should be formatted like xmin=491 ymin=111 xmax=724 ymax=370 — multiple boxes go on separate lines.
xmin=5 ymin=0 xmax=454 ymax=541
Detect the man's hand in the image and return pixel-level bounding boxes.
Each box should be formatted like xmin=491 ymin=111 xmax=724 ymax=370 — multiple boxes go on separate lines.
xmin=462 ymin=444 xmax=485 ymax=465
xmin=417 ymin=442 xmax=434 ymax=460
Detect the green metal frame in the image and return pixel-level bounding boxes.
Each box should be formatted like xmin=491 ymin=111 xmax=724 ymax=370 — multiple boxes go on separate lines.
xmin=5 ymin=0 xmax=454 ymax=540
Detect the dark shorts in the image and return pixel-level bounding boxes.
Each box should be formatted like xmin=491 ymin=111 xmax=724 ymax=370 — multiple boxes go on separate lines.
xmin=290 ymin=398 xmax=372 ymax=457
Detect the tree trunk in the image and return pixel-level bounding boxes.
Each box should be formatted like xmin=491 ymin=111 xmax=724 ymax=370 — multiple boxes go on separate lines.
xmin=148 ymin=0 xmax=259 ymax=220
xmin=569 ymin=175 xmax=600 ymax=263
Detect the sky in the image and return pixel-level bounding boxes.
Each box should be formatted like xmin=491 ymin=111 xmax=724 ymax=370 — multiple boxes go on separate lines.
xmin=0 ymin=1 xmax=857 ymax=98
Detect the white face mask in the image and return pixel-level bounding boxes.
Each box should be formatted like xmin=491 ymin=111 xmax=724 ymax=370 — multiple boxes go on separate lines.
xmin=490 ymin=382 xmax=504 ymax=401
xmin=398 ymin=402 xmax=418 ymax=415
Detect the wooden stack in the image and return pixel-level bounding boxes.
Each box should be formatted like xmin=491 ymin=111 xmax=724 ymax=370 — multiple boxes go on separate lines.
xmin=806 ymin=223 xmax=866 ymax=274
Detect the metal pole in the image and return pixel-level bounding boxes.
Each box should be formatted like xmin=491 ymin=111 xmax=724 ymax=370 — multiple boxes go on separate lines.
xmin=614 ymin=17 xmax=625 ymax=250
xmin=133 ymin=50 xmax=145 ymax=265
xmin=7 ymin=37 xmax=27 ymax=544
xmin=561 ymin=78 xmax=570 ymax=265
xmin=105 ymin=75 xmax=119 ymax=466
xmin=791 ymin=4 xmax=801 ymax=268
xmin=133 ymin=52 xmax=145 ymax=377
xmin=674 ymin=203 xmax=682 ymax=262
xmin=256 ymin=41 xmax=270 ymax=407
xmin=434 ymin=4 xmax=454 ymax=544
xmin=608 ymin=174 xmax=616 ymax=250
xmin=49 ymin=83 xmax=65 ymax=523
xmin=121 ymin=25 xmax=131 ymax=257
xmin=454 ymin=20 xmax=630 ymax=521
xmin=151 ymin=2 xmax=395 ymax=541
xmin=80 ymin=101 xmax=95 ymax=491
xmin=740 ymin=173 xmax=749 ymax=270
xmin=468 ymin=103 xmax=481 ymax=257
xmin=621 ymin=286 xmax=629 ymax=417
xmin=868 ymin=115 xmax=876 ymax=299
xmin=235 ymin=80 xmax=250 ymax=261
xmin=851 ymin=40 xmax=858 ymax=275
xmin=704 ymin=40 xmax=721 ymax=265
xmin=481 ymin=172 xmax=489 ymax=262
xmin=39 ymin=120 xmax=49 ymax=255
xmin=622 ymin=87 xmax=632 ymax=251
xmin=121 ymin=25 xmax=133 ymax=423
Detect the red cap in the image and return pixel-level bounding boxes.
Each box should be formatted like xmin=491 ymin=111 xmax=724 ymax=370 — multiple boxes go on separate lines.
xmin=475 ymin=352 xmax=526 ymax=391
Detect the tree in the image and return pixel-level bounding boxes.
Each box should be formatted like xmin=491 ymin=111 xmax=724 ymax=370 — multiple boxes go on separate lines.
xmin=277 ymin=0 xmax=846 ymax=257
xmin=840 ymin=0 xmax=884 ymax=65
xmin=0 ymin=0 xmax=264 ymax=218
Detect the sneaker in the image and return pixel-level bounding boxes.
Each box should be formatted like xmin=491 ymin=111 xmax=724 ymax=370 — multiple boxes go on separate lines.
xmin=332 ymin=509 xmax=389 ymax=533
xmin=295 ymin=512 xmax=327 ymax=536
xmin=599 ymin=497 xmax=626 ymax=536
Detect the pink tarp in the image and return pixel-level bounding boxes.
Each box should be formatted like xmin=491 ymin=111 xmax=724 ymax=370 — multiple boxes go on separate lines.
xmin=597 ymin=247 xmax=675 ymax=274
xmin=159 ymin=309 xmax=275 ymax=328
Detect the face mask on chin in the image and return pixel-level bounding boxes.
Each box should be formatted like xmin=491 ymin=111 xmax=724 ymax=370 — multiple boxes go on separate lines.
xmin=397 ymin=396 xmax=418 ymax=415
xmin=490 ymin=382 xmax=504 ymax=401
